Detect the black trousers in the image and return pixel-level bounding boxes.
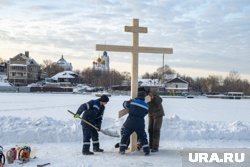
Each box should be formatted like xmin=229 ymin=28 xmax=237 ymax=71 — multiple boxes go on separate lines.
xmin=82 ymin=126 xmax=100 ymax=152
xmin=120 ymin=125 xmax=149 ymax=153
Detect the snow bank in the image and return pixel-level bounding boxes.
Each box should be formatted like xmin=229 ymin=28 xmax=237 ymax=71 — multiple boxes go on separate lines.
xmin=0 ymin=116 xmax=82 ymax=144
xmin=1 ymin=115 xmax=250 ymax=145
xmin=162 ymin=115 xmax=250 ymax=141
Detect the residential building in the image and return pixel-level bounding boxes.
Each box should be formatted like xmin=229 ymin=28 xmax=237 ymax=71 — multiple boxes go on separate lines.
xmin=165 ymin=77 xmax=189 ymax=95
xmin=51 ymin=71 xmax=79 ymax=86
xmin=7 ymin=51 xmax=40 ymax=86
xmin=138 ymin=75 xmax=189 ymax=95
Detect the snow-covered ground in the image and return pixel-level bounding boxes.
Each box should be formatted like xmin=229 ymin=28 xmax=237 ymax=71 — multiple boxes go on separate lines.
xmin=0 ymin=93 xmax=250 ymax=167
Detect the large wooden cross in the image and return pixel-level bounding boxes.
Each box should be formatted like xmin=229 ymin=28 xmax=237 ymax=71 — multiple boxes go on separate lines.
xmin=96 ymin=18 xmax=173 ymax=151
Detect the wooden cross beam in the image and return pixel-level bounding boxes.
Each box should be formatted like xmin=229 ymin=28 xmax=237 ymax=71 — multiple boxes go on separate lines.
xmin=96 ymin=18 xmax=173 ymax=151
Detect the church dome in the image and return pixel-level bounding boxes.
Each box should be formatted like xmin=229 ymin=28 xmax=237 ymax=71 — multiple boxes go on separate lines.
xmin=92 ymin=52 xmax=109 ymax=72
xmin=97 ymin=57 xmax=102 ymax=63
xmin=57 ymin=55 xmax=67 ymax=64
xmin=56 ymin=54 xmax=72 ymax=71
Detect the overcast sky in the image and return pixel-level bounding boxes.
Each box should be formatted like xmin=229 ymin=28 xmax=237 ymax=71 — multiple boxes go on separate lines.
xmin=0 ymin=0 xmax=250 ymax=80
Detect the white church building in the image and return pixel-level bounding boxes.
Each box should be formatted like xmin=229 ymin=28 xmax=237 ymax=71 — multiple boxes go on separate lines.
xmin=57 ymin=55 xmax=72 ymax=71
xmin=92 ymin=51 xmax=109 ymax=71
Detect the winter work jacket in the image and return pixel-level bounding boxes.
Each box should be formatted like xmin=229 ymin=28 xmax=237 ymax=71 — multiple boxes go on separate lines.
xmin=123 ymin=98 xmax=149 ymax=130
xmin=148 ymin=95 xmax=165 ymax=118
xmin=76 ymin=99 xmax=104 ymax=129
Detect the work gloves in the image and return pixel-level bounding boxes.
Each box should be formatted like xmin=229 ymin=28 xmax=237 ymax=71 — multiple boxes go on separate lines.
xmin=74 ymin=114 xmax=80 ymax=118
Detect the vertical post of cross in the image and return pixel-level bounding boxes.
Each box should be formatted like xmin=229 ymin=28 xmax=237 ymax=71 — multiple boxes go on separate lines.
xmin=131 ymin=19 xmax=139 ymax=99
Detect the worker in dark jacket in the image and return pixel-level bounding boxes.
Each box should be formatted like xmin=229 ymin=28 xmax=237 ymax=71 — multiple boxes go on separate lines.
xmin=119 ymin=91 xmax=150 ymax=156
xmin=147 ymin=90 xmax=165 ymax=152
xmin=74 ymin=95 xmax=109 ymax=155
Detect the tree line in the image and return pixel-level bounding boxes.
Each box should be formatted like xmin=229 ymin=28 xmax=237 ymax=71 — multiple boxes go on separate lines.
xmin=142 ymin=65 xmax=250 ymax=95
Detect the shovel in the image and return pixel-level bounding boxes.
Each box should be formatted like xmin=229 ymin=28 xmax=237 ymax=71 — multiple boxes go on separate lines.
xmin=67 ymin=110 xmax=120 ymax=138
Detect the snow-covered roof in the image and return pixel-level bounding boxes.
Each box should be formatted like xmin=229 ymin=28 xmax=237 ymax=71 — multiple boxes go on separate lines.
xmin=51 ymin=71 xmax=78 ymax=80
xmin=167 ymin=77 xmax=188 ymax=84
xmin=11 ymin=53 xmax=40 ymax=66
xmin=28 ymin=58 xmax=39 ymax=66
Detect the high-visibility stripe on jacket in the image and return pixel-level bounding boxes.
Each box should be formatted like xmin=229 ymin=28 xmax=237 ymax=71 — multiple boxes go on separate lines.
xmin=76 ymin=99 xmax=104 ymax=127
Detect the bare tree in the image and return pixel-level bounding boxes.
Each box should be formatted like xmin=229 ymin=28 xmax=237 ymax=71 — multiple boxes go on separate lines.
xmin=194 ymin=77 xmax=205 ymax=93
xmin=41 ymin=60 xmax=64 ymax=77
xmin=180 ymin=75 xmax=195 ymax=91
xmin=240 ymin=79 xmax=250 ymax=95
xmin=121 ymin=72 xmax=131 ymax=81
xmin=141 ymin=65 xmax=176 ymax=80
xmin=79 ymin=68 xmax=128 ymax=88
xmin=206 ymin=75 xmax=223 ymax=93
xmin=156 ymin=65 xmax=176 ymax=75
xmin=141 ymin=72 xmax=151 ymax=79
xmin=223 ymin=71 xmax=241 ymax=92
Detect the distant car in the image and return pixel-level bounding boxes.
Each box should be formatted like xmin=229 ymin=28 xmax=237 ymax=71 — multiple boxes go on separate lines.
xmin=186 ymin=95 xmax=195 ymax=98
xmin=95 ymin=91 xmax=111 ymax=97
xmin=73 ymin=84 xmax=91 ymax=94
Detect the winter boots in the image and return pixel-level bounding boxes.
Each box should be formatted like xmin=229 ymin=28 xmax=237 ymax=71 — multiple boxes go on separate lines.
xmin=93 ymin=148 xmax=104 ymax=152
xmin=144 ymin=151 xmax=150 ymax=156
xmin=114 ymin=143 xmax=120 ymax=148
xmin=151 ymin=148 xmax=158 ymax=152
xmin=82 ymin=147 xmax=104 ymax=155
xmin=114 ymin=143 xmax=130 ymax=150
xmin=119 ymin=150 xmax=125 ymax=155
xmin=82 ymin=148 xmax=103 ymax=155
xmin=82 ymin=148 xmax=104 ymax=155
xmin=82 ymin=151 xmax=94 ymax=155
